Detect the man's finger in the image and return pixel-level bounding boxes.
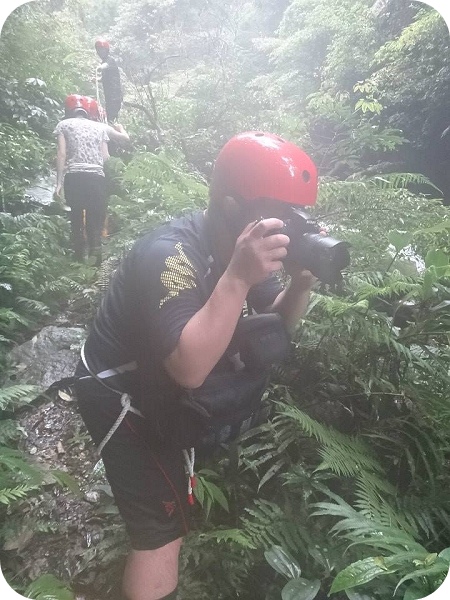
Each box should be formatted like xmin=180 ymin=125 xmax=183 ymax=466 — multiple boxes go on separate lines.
xmin=262 ymin=233 xmax=290 ymax=250
xmin=268 ymin=246 xmax=288 ymax=261
xmin=249 ymin=217 xmax=285 ymax=238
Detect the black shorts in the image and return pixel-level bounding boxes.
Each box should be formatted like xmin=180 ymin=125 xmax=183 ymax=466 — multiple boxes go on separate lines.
xmin=64 ymin=172 xmax=107 ymax=210
xmin=74 ymin=367 xmax=190 ymax=551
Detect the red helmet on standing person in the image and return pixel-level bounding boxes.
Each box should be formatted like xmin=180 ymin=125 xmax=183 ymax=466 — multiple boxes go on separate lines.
xmin=210 ymin=132 xmax=318 ymax=207
xmin=95 ymin=38 xmax=110 ymax=59
xmin=83 ymin=96 xmax=100 ymax=121
xmin=64 ymin=94 xmax=88 ymax=117
xmin=65 ymin=94 xmax=85 ymax=111
xmin=95 ymin=38 xmax=110 ymax=51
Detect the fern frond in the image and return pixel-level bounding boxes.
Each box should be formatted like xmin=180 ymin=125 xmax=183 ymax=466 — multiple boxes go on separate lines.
xmin=353 ymin=476 xmax=417 ymax=537
xmin=241 ymin=499 xmax=311 ymax=557
xmin=0 ymin=307 xmax=30 ymax=328
xmin=368 ymin=173 xmax=441 ymax=193
xmin=16 ymin=296 xmax=51 ymax=315
xmin=273 ymin=405 xmax=383 ymax=477
xmin=0 ymin=419 xmax=22 ymax=444
xmin=0 ymin=446 xmax=43 ymax=482
xmin=201 ymin=528 xmax=257 ymax=549
xmin=0 ymin=384 xmax=39 ymax=410
xmin=0 ymin=483 xmax=40 ymax=505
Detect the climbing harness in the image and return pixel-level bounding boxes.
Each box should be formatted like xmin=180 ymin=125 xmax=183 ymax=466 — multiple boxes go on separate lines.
xmin=80 ymin=344 xmax=143 ymax=454
xmin=80 ymin=344 xmax=197 ymax=504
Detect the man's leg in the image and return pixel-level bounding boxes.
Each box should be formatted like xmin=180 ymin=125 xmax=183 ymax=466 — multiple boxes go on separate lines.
xmin=122 ymin=538 xmax=182 ymax=600
xmin=74 ymin=373 xmax=190 ymax=600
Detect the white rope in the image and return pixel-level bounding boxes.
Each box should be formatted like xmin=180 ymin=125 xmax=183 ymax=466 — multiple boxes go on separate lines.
xmin=80 ymin=343 xmax=143 ymax=455
xmin=182 ymin=447 xmax=196 ymax=505
xmin=97 ymin=393 xmax=133 ymax=455
xmin=95 ymin=66 xmax=107 ymax=123
xmin=80 ymin=346 xmax=198 ymax=507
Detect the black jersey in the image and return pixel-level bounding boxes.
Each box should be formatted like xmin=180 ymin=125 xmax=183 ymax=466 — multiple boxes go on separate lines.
xmin=82 ymin=211 xmax=282 ymax=433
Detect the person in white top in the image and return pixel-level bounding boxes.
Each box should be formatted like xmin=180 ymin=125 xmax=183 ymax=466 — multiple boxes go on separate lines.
xmin=54 ymin=94 xmax=129 ymax=264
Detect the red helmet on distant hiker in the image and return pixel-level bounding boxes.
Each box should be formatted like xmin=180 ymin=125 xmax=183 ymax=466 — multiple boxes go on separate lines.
xmin=95 ymin=38 xmax=110 ymax=58
xmin=64 ymin=94 xmax=88 ymax=117
xmin=65 ymin=94 xmax=85 ymax=111
xmin=83 ymin=96 xmax=100 ymax=121
xmin=211 ymin=132 xmax=318 ymax=207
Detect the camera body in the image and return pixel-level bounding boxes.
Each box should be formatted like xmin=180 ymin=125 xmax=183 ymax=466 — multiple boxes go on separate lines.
xmin=280 ymin=208 xmax=350 ymax=284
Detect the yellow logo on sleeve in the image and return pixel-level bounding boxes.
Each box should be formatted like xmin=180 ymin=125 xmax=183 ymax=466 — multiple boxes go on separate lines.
xmin=160 ymin=242 xmax=197 ymax=307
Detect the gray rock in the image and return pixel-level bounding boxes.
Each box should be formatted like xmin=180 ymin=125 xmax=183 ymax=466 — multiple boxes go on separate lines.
xmin=8 ymin=326 xmax=87 ymax=393
xmin=84 ymin=490 xmax=100 ymax=504
xmin=25 ymin=174 xmax=56 ymax=206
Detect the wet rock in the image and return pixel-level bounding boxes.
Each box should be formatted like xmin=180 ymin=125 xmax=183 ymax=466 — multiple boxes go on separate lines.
xmin=8 ymin=326 xmax=86 ymax=393
xmin=25 ymin=174 xmax=55 ymax=206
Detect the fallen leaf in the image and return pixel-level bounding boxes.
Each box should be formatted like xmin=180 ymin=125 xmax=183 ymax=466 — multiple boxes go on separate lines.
xmin=58 ymin=390 xmax=73 ymax=402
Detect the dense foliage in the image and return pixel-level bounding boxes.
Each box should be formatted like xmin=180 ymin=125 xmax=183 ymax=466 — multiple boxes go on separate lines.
xmin=0 ymin=1 xmax=449 ymax=599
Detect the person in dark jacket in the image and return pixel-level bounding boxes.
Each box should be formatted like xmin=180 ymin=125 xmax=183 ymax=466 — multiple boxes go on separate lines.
xmin=95 ymin=38 xmax=123 ymax=123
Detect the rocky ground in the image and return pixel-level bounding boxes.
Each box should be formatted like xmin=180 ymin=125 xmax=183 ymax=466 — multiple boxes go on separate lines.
xmin=3 ymin=326 xmax=128 ymax=599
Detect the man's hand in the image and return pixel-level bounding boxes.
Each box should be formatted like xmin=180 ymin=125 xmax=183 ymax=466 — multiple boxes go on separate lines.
xmin=226 ymin=218 xmax=289 ymax=288
xmin=284 ymin=263 xmax=318 ymax=290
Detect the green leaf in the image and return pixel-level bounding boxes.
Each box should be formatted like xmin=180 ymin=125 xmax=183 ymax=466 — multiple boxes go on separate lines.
xmin=194 ymin=477 xmax=205 ymax=506
xmin=403 ymin=582 xmax=431 ymax=600
xmin=49 ymin=470 xmax=81 ymax=495
xmin=388 ymin=231 xmax=412 ymax=252
xmin=425 ymin=249 xmax=449 ymax=270
xmin=265 ymin=545 xmax=302 ymax=580
xmin=282 ymin=578 xmax=321 ymax=600
xmin=421 ymin=269 xmax=435 ymax=300
xmin=195 ymin=470 xmax=229 ymax=511
xmin=258 ymin=461 xmax=285 ymax=491
xmin=202 ymin=479 xmax=229 ymax=512
xmin=415 ymin=220 xmax=450 ymax=234
xmin=25 ymin=574 xmax=74 ymax=600
xmin=438 ymin=548 xmax=450 ymax=563
xmin=346 ymin=590 xmax=377 ymax=600
xmin=394 ymin=561 xmax=449 ymax=594
xmin=330 ymin=557 xmax=397 ymax=594
xmin=430 ymin=300 xmax=450 ymax=312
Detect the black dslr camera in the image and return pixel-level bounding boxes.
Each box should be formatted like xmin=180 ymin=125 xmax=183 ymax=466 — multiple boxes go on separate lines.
xmin=280 ymin=207 xmax=350 ymax=284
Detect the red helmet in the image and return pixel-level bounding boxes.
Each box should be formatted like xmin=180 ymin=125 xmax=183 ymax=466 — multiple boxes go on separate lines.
xmin=65 ymin=94 xmax=85 ymax=111
xmin=83 ymin=96 xmax=100 ymax=120
xmin=211 ymin=132 xmax=318 ymax=207
xmin=95 ymin=38 xmax=110 ymax=51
